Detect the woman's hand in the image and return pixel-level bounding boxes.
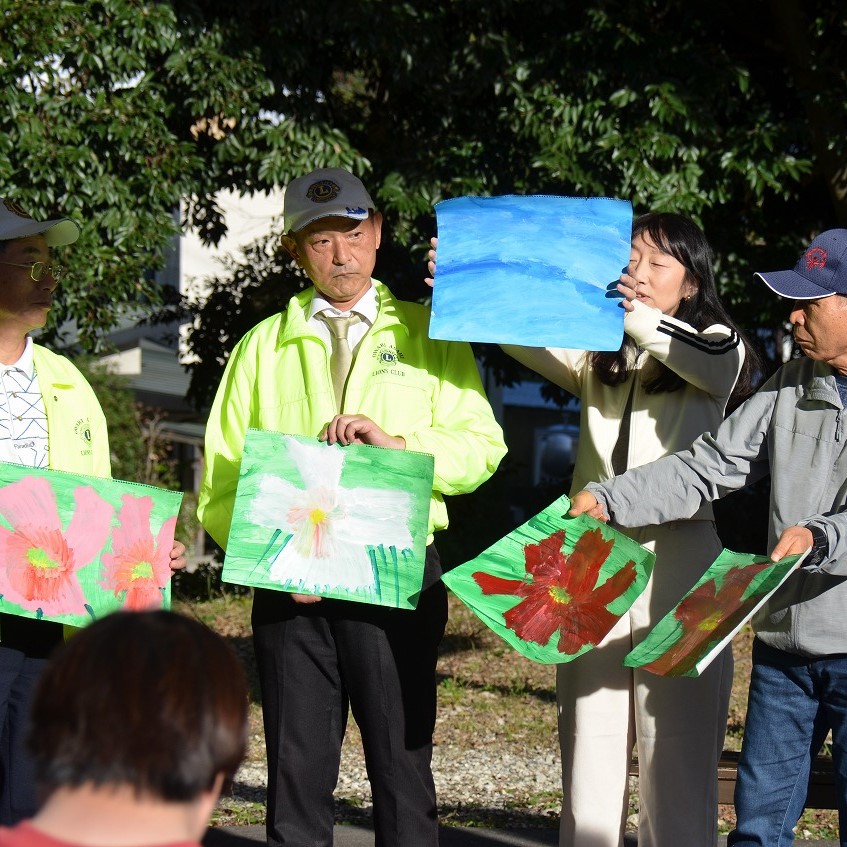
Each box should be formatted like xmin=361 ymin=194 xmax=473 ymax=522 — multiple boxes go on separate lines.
xmin=616 ymin=272 xmax=638 ymax=313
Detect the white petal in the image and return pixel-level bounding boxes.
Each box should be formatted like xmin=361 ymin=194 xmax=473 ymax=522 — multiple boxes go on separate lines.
xmin=284 ymin=436 xmax=344 ymax=490
xmin=269 ymin=542 xmax=376 ymax=591
xmin=248 ymin=475 xmax=302 ymax=528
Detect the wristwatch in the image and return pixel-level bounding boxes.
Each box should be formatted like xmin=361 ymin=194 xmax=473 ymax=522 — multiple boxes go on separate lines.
xmin=805 ymin=524 xmax=829 ymax=568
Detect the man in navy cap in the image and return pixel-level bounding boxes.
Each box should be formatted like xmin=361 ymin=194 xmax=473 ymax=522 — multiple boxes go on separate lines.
xmin=569 ymin=229 xmax=847 ymax=846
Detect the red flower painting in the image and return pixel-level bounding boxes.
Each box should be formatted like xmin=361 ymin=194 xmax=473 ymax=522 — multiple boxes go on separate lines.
xmin=100 ymin=494 xmax=176 ymax=610
xmin=638 ymin=561 xmax=774 ymax=676
xmin=0 ymin=476 xmax=113 ymax=616
xmin=473 ymin=528 xmax=638 ymax=655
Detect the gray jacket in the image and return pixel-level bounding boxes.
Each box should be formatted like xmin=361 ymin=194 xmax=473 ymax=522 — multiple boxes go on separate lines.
xmin=587 ymin=356 xmax=847 ymax=658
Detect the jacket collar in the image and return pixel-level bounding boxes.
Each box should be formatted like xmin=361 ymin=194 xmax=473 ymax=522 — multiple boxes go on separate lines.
xmin=802 ymin=360 xmax=844 ymax=408
xmin=276 ymin=279 xmax=406 ymax=348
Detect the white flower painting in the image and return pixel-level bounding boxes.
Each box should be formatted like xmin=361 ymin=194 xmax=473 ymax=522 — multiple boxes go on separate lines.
xmin=223 ymin=431 xmax=433 ymax=607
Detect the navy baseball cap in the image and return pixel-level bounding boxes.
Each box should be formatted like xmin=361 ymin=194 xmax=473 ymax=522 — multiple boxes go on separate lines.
xmin=755 ymin=229 xmax=847 ymax=300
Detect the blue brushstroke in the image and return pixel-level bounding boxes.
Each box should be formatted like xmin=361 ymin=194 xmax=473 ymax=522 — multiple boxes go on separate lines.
xmin=431 ymin=195 xmax=632 ymax=349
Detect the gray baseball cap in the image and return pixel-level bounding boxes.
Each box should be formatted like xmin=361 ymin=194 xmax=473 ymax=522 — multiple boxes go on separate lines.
xmin=284 ymin=168 xmax=375 ymax=234
xmin=0 ymin=198 xmax=80 ymax=246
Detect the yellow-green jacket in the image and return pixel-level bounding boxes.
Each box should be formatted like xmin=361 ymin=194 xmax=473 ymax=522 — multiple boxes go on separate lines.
xmin=197 ymin=281 xmax=506 ymax=549
xmin=31 ymin=345 xmax=110 ymax=641
xmin=33 ymin=345 xmax=111 ymax=476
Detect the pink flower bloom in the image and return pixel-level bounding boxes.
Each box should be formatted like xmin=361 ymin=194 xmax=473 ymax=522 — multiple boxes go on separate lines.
xmin=100 ymin=494 xmax=176 ymax=610
xmin=0 ymin=476 xmax=112 ymax=616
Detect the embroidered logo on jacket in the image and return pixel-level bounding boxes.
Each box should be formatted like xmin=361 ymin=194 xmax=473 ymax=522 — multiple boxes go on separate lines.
xmin=371 ymin=343 xmax=407 ymax=377
xmin=372 ymin=343 xmax=405 ymax=365
xmin=74 ymin=418 xmax=93 ymax=455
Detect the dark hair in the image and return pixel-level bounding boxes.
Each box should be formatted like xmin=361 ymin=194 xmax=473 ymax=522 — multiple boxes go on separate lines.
xmin=589 ymin=212 xmax=761 ymax=405
xmin=28 ymin=610 xmax=248 ymax=802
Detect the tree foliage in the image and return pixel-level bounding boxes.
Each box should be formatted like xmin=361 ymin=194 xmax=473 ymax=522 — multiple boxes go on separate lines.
xmin=177 ymin=0 xmax=846 ymax=407
xmin=0 ymin=0 xmax=365 ymax=352
xmin=3 ymin=1 xmax=845 ymax=405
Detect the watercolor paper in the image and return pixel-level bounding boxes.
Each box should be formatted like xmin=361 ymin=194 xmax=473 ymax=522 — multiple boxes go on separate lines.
xmin=431 ymin=195 xmax=632 ymax=349
xmin=442 ymin=495 xmax=654 ymax=663
xmin=0 ymin=462 xmax=182 ymax=627
xmin=223 ymin=430 xmax=434 ymax=608
xmin=624 ymin=548 xmax=805 ymax=677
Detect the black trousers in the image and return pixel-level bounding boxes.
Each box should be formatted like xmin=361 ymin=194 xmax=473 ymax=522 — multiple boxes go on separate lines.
xmin=0 ymin=615 xmax=63 ymax=825
xmin=252 ymin=549 xmax=447 ymax=847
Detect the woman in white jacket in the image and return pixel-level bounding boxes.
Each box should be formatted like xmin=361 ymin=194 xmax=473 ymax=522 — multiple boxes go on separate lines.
xmin=432 ymin=212 xmax=760 ymax=847
xmin=506 ymin=213 xmax=760 ymax=847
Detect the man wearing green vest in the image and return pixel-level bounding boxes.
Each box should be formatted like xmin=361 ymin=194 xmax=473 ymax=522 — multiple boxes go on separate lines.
xmin=198 ymin=168 xmax=506 ymax=847
xmin=0 ymin=198 xmax=186 ymax=824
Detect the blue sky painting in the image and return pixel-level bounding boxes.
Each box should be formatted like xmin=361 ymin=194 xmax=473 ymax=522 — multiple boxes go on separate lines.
xmin=430 ymin=195 xmax=632 ymax=350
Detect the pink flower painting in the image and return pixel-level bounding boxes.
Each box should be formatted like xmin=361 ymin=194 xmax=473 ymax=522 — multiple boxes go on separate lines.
xmin=100 ymin=494 xmax=176 ymax=610
xmin=0 ymin=476 xmax=113 ymax=616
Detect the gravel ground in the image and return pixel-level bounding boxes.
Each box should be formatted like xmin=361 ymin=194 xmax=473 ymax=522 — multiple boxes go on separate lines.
xmin=228 ymin=731 xmax=567 ymax=829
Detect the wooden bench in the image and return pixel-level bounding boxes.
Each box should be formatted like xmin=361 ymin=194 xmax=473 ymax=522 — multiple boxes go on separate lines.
xmin=629 ymin=751 xmax=837 ymax=809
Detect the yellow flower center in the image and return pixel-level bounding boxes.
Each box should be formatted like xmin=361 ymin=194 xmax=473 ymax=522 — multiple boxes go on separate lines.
xmin=131 ymin=561 xmax=154 ymax=580
xmin=697 ymin=611 xmax=723 ymax=631
xmin=27 ymin=548 xmax=59 ymax=570
xmin=548 ymin=585 xmax=572 ymax=605
xmin=309 ymin=508 xmax=326 ymax=525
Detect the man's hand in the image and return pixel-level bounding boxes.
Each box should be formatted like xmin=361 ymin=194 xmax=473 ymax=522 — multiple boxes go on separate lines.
xmin=320 ymin=414 xmax=406 ymax=449
xmin=770 ymin=525 xmax=814 ymax=562
xmin=291 ymin=593 xmax=322 ymax=604
xmin=169 ymin=541 xmax=187 ymax=571
xmin=424 ymin=236 xmax=437 ymax=288
xmin=568 ymin=490 xmax=609 ymax=522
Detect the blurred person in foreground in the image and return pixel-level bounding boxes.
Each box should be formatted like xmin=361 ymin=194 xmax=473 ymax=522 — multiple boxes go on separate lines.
xmin=571 ymin=229 xmax=847 ymax=846
xmin=0 ymin=610 xmax=248 ymax=847
xmin=0 ymin=199 xmax=186 ymax=824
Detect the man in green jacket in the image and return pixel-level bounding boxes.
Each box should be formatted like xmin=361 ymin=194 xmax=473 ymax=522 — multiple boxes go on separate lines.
xmin=198 ymin=168 xmax=506 ymax=847
xmin=0 ymin=198 xmax=186 ymax=825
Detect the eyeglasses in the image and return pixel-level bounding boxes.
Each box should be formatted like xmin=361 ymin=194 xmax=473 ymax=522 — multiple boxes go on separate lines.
xmin=0 ymin=261 xmax=64 ymax=282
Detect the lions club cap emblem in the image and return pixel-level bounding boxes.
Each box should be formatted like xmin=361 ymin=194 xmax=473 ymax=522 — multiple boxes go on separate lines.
xmin=3 ymin=199 xmax=31 ymax=219
xmin=306 ymin=180 xmax=341 ymax=204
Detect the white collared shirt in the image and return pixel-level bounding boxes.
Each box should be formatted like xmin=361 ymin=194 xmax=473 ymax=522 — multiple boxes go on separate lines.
xmin=308 ymin=283 xmax=377 ymax=354
xmin=0 ymin=337 xmax=48 ymax=467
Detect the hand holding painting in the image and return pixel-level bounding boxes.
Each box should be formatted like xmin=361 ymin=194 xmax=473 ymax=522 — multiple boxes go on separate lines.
xmin=769 ymin=523 xmax=815 ymax=561
xmin=615 ymin=271 xmax=639 ymax=312
xmin=568 ymin=489 xmax=608 ymax=522
xmin=425 ymin=236 xmax=437 ymax=287
xmin=320 ymin=413 xmax=406 ymax=450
